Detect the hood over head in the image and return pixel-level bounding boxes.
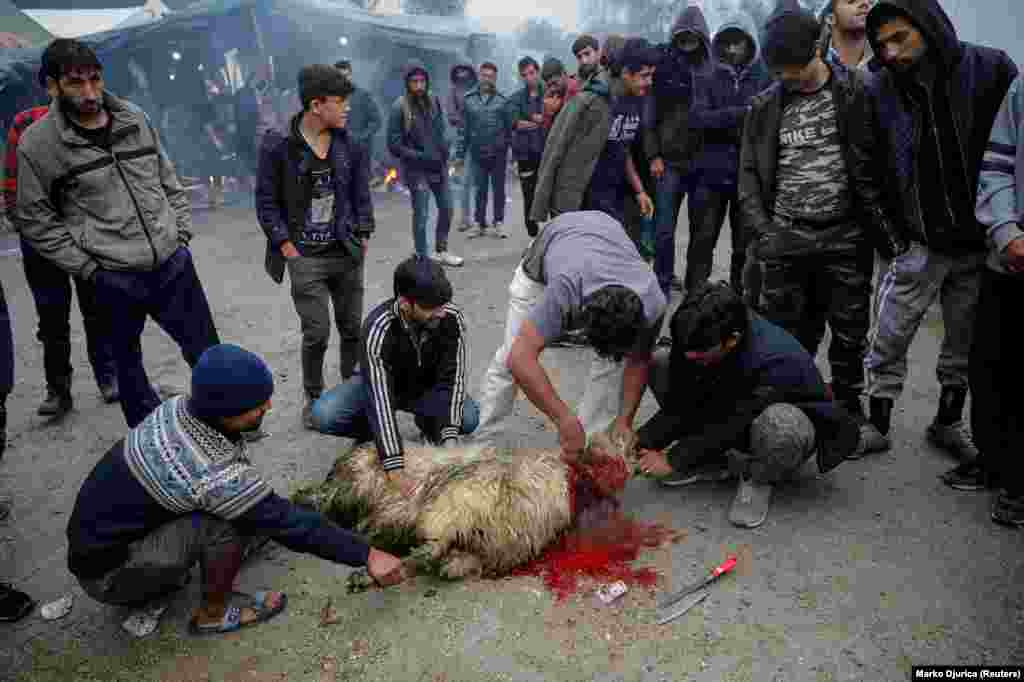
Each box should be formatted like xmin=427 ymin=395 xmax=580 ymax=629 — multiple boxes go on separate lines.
xmin=403 ymin=59 xmax=430 ymax=87
xmin=866 ymin=0 xmax=961 ymax=72
xmin=713 ymin=10 xmax=761 ymax=66
xmin=670 ymin=5 xmax=712 ymax=59
xmin=450 ymin=62 xmax=477 ymax=86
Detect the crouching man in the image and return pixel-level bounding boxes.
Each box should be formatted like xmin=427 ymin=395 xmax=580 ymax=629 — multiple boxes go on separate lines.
xmin=67 ymin=344 xmax=404 ymax=636
xmin=636 ymin=283 xmax=859 ymax=528
xmin=310 ymin=257 xmax=479 ymax=496
xmin=475 ymin=210 xmax=667 ymax=461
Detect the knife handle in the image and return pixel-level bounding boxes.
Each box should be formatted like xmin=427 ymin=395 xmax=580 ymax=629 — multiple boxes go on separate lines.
xmin=711 ymin=555 xmax=738 ymax=579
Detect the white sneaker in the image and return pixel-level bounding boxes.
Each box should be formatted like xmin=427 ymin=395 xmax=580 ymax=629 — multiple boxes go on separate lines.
xmin=432 ymin=250 xmax=464 ymax=267
xmin=490 ymin=222 xmax=509 ymax=239
xmin=468 ymin=224 xmax=488 ymax=239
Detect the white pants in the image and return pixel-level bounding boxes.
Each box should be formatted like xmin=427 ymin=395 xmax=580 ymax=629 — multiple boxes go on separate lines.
xmin=474 ymin=264 xmax=625 ymax=443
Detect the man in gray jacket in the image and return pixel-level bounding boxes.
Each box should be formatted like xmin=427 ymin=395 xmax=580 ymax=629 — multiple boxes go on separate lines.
xmin=14 ymin=40 xmax=220 ymax=428
xmin=457 ymin=62 xmax=511 ymax=239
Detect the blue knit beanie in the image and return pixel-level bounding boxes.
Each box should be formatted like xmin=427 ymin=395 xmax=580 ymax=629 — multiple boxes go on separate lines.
xmin=190 ymin=344 xmax=274 ymax=419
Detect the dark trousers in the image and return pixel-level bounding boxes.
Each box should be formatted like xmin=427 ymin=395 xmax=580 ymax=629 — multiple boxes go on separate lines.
xmin=473 ymin=153 xmax=506 ymax=226
xmin=970 ymin=270 xmax=1023 ymax=496
xmin=286 ymin=254 xmax=364 ymax=397
xmin=0 ymin=280 xmax=13 ymax=398
xmin=757 ymin=249 xmax=872 ymax=407
xmin=653 ymin=166 xmax=694 ymax=294
xmin=21 ymin=239 xmax=116 ymax=392
xmin=517 ymin=158 xmax=540 ymax=237
xmin=687 ymin=184 xmax=746 ymax=294
xmin=93 ymin=247 xmax=220 ymax=427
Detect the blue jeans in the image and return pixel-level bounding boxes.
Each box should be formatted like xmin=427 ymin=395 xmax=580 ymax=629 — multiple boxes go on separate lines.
xmin=311 ymin=372 xmax=480 ymax=442
xmin=411 ymin=176 xmax=453 ymax=256
xmin=472 ymin=153 xmax=506 ymax=226
xmin=653 ymin=167 xmax=693 ymax=294
xmin=93 ymin=247 xmax=220 ymax=427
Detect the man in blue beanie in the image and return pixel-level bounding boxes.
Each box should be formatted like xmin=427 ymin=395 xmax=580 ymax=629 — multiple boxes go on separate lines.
xmin=67 ymin=344 xmax=405 ymax=635
xmin=311 ymin=256 xmax=478 ymax=496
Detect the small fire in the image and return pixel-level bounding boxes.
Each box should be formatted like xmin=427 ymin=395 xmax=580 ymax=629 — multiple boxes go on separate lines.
xmin=384 ymin=168 xmax=398 ymax=186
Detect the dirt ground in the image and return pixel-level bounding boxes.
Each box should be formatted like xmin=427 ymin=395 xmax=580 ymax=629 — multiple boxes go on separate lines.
xmin=0 ymin=189 xmax=1021 ymax=682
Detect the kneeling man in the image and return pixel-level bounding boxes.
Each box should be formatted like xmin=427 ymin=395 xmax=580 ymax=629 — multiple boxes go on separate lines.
xmin=636 ymin=283 xmax=859 ymax=528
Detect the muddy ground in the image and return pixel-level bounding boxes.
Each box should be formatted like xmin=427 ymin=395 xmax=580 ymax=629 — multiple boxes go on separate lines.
xmin=0 ymin=189 xmax=1021 ymax=682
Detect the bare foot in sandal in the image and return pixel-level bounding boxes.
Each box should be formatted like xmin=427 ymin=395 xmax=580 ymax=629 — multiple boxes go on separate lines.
xmin=190 ymin=590 xmax=287 ymax=635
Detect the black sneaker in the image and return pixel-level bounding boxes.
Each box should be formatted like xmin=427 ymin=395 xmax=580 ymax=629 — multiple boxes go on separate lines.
xmin=941 ymin=461 xmax=989 ymax=491
xmin=0 ymin=583 xmax=35 ymax=622
xmin=991 ymin=491 xmax=1024 ymax=527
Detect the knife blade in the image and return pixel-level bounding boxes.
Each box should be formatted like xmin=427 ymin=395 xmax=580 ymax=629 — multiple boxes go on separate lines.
xmin=658 ymin=555 xmax=737 ymax=610
xmin=655 ymin=589 xmax=709 ymax=625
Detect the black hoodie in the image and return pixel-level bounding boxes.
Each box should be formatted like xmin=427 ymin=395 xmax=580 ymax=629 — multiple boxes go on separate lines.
xmin=861 ymin=0 xmax=1017 ymax=255
xmin=647 ymin=5 xmax=715 ymax=167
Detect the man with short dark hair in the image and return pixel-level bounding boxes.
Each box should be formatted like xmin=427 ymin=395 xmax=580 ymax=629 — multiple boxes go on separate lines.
xmin=819 ymin=0 xmax=875 ymax=70
xmin=635 ymin=282 xmax=859 ymax=528
xmin=387 ymin=61 xmax=462 ymax=266
xmin=475 ymin=211 xmax=667 ymax=461
xmin=509 ymin=56 xmax=546 ymax=237
xmin=859 ymin=0 xmax=1017 ymax=461
xmin=334 ymin=60 xmax=382 ymax=154
xmin=457 ymin=61 xmax=511 ymax=239
xmin=531 ymin=39 xmax=657 ymax=226
xmin=257 ymin=64 xmax=375 ymax=430
xmin=311 ymin=257 xmax=478 ymax=497
xmin=15 ymin=39 xmax=220 ymax=428
xmin=967 ymin=75 xmax=1024 ymax=524
xmin=741 ymin=8 xmax=887 ymax=456
xmin=572 ymin=35 xmax=601 ymax=82
xmin=67 ymin=344 xmax=406 ymax=636
xmin=4 ymin=41 xmax=117 ymax=417
xmin=540 ymin=58 xmax=580 ymax=129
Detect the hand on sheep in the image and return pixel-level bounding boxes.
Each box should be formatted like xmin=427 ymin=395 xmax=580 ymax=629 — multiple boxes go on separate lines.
xmin=609 ymin=416 xmax=636 ymax=450
xmin=637 ymin=449 xmax=674 ymax=478
xmin=386 ymin=470 xmax=416 ymax=497
xmin=367 ymin=548 xmax=405 ymax=588
xmin=557 ymin=414 xmax=586 ymax=464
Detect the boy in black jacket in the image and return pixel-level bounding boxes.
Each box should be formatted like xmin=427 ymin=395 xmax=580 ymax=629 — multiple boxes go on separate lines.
xmin=310 ymin=257 xmax=479 ymax=496
xmin=636 ymin=283 xmax=859 ymax=528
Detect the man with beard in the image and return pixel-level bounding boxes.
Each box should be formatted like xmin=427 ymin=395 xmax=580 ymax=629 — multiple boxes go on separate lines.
xmin=739 ymin=8 xmax=888 ymax=458
xmin=334 ymin=60 xmax=382 ymax=154
xmin=688 ymin=12 xmax=772 ymax=296
xmin=67 ymin=344 xmax=406 ymax=636
xmin=387 ymin=61 xmax=462 ymax=267
xmin=819 ymin=0 xmax=875 ymax=71
xmin=573 ymin=35 xmax=602 ymax=83
xmin=15 ymin=39 xmax=220 ymax=429
xmin=447 ymin=63 xmax=478 ymax=233
xmin=457 ymin=62 xmax=511 ymax=239
xmin=859 ymin=0 xmax=1016 ymax=468
xmin=256 ymin=65 xmax=375 ymax=430
xmin=530 ymin=39 xmax=657 ymax=226
xmin=310 ymin=257 xmax=479 ymax=497
xmin=4 ymin=41 xmax=117 ymax=419
xmin=509 ymin=57 xmax=547 ymax=238
xmin=540 ymin=58 xmax=580 ymax=129
xmin=648 ymin=3 xmax=716 ymax=297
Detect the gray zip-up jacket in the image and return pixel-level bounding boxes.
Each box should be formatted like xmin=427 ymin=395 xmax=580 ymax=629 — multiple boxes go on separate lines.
xmin=14 ymin=93 xmax=190 ymax=281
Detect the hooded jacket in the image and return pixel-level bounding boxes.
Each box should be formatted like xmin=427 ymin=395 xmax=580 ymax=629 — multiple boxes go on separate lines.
xmin=387 ymin=60 xmax=449 ymax=186
xmin=446 ymin=63 xmax=477 ymax=131
xmin=256 ymin=112 xmax=375 ymax=283
xmin=457 ymin=84 xmax=512 ymax=161
xmin=857 ymin=0 xmax=1017 ymax=257
xmin=647 ymin=5 xmax=715 ymax=168
xmin=529 ymin=72 xmax=621 ymax=222
xmin=15 ymin=93 xmax=191 ymax=281
xmin=690 ymin=11 xmax=773 ymax=189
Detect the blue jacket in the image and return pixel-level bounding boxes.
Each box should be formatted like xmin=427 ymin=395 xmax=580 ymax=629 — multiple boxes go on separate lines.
xmin=256 ymin=113 xmax=375 ymax=283
xmin=637 ymin=313 xmax=859 ymax=474
xmin=457 ymin=86 xmax=512 ymax=161
xmin=387 ymin=60 xmax=449 ymax=186
xmin=690 ymin=11 xmax=772 ymax=190
xmin=859 ymin=0 xmax=1018 ymax=257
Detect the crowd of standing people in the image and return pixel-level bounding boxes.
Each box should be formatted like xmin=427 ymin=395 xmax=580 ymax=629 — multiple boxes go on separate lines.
xmin=0 ymin=0 xmax=1020 ymax=648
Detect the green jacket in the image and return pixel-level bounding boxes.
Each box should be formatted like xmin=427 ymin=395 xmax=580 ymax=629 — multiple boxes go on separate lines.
xmin=530 ymin=73 xmax=623 ymax=222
